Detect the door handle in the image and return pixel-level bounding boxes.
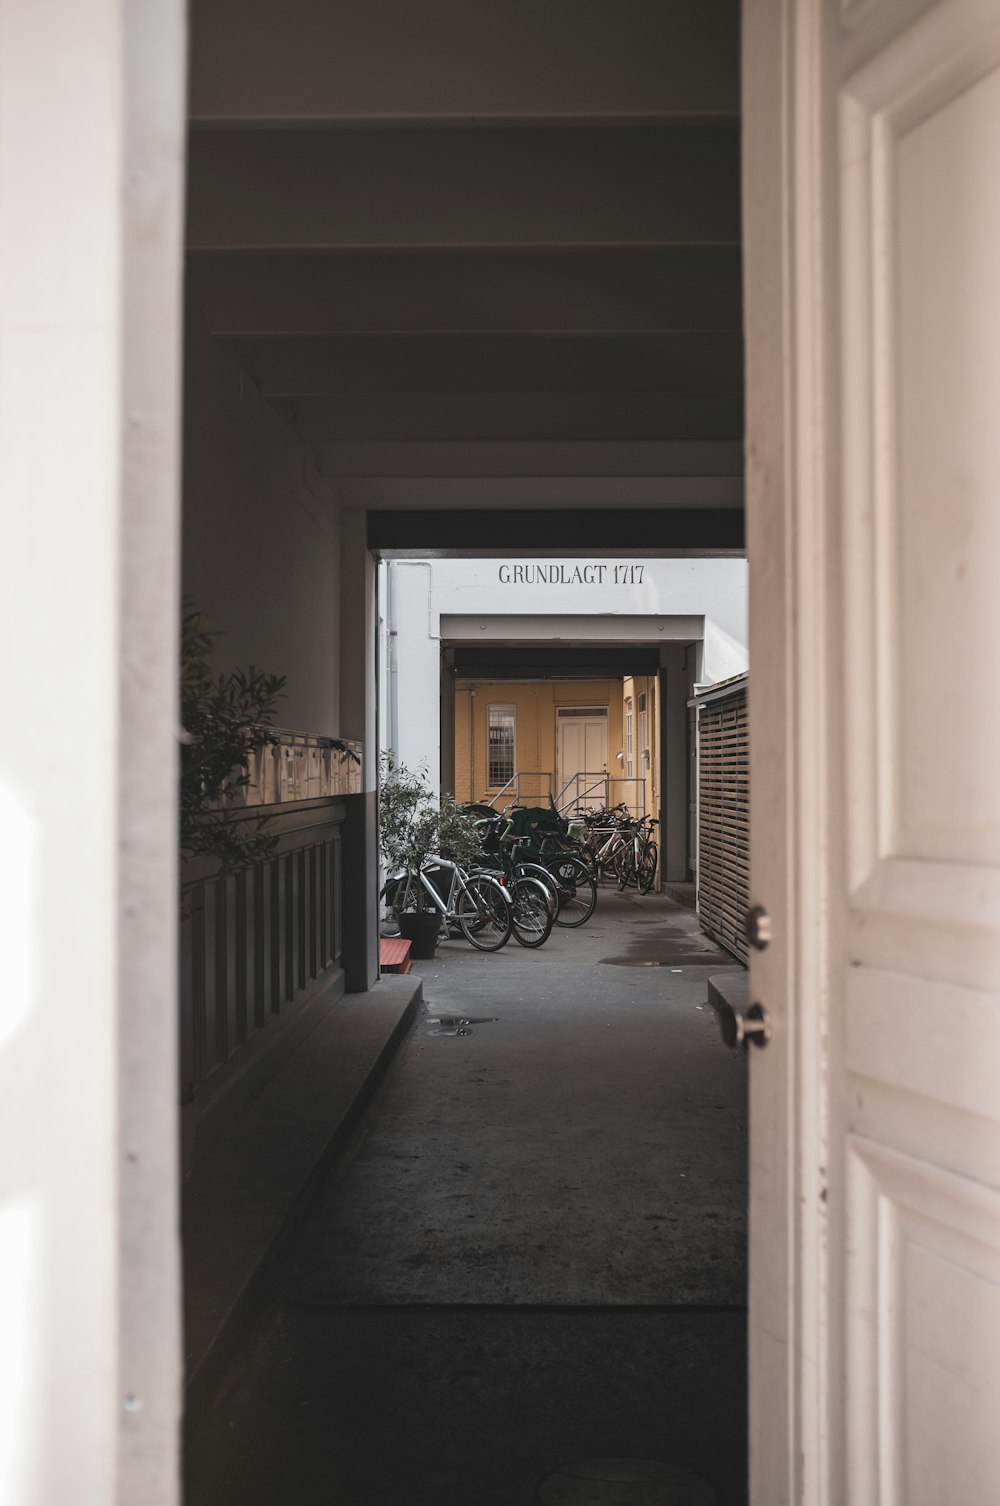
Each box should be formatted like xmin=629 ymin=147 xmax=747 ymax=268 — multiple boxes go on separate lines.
xmin=745 ymin=904 xmax=772 ymax=951
xmin=711 ymin=996 xmax=771 ymax=1051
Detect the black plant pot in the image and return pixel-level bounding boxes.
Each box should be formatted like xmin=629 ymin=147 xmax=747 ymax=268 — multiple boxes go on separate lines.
xmin=398 ymin=909 xmax=441 ymax=960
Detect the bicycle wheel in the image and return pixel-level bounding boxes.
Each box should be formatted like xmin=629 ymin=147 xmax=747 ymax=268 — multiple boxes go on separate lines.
xmin=637 ymin=840 xmax=658 ymax=894
xmin=510 ymin=876 xmax=554 ymax=948
xmin=545 ymin=854 xmax=598 ymax=927
xmin=515 ymin=861 xmax=560 ymax=916
xmin=615 ymin=845 xmax=637 ymax=891
xmin=456 ymin=874 xmax=513 ymax=951
xmin=379 ymin=874 xmax=409 ymax=935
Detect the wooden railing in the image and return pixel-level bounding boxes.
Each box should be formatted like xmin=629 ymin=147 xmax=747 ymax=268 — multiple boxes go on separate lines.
xmin=179 ymin=732 xmax=361 ymax=1162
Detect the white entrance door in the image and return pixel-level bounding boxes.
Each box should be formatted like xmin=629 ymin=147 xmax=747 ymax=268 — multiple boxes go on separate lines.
xmin=747 ymin=1 xmax=1000 ymax=1500
xmin=557 ymin=711 xmax=608 ymax=809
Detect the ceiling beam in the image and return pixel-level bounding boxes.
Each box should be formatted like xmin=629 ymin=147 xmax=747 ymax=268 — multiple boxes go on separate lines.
xmin=186 ymin=123 xmax=740 ymax=250
xmin=312 ymin=440 xmax=744 ymax=478
xmin=186 ymin=246 xmax=743 ymax=335
xmin=334 ymin=476 xmax=743 ymax=510
xmin=368 ymin=508 xmax=744 ymax=553
xmin=279 ymin=393 xmax=744 ymax=444
xmin=452 ymin=647 xmax=668 ymax=677
xmin=189 ymin=0 xmax=738 ymax=123
xmin=237 ymin=332 xmax=743 ymax=398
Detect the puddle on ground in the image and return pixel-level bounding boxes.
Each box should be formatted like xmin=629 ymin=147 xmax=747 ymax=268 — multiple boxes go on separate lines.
xmin=422 ymin=1014 xmax=499 ymax=1037
xmin=600 ymin=957 xmax=719 ymax=968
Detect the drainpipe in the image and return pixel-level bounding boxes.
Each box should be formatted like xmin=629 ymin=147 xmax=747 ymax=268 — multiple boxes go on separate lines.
xmin=387 ymin=563 xmax=399 ymax=762
xmin=469 ymin=687 xmax=476 ymax=799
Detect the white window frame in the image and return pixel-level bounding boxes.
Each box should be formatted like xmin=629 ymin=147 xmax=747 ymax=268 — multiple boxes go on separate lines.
xmin=486 ymin=703 xmax=516 ymax=787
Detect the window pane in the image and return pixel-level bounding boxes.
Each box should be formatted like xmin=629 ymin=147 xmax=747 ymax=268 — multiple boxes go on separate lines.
xmin=487 ymin=705 xmax=515 ymax=786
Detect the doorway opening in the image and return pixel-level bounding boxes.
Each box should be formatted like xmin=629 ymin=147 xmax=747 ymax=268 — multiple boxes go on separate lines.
xmin=177 ymin=4 xmax=750 ymax=1500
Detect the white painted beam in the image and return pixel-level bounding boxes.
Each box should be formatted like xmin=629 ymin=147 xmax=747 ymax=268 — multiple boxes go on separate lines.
xmin=441 ymin=614 xmax=704 ymax=643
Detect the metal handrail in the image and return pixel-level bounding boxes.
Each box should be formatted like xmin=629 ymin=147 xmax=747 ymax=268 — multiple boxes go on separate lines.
xmin=480 ymin=771 xmax=554 ymax=810
xmin=480 ymin=770 xmax=650 ymax=818
xmin=554 ymin=773 xmax=648 ymax=818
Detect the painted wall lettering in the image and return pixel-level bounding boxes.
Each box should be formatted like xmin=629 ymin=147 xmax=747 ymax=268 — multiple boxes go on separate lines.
xmin=497 ymin=563 xmax=644 ymax=586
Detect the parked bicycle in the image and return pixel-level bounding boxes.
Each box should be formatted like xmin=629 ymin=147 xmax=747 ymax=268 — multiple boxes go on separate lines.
xmin=613 ymin=814 xmax=659 ymax=893
xmin=479 ymin=806 xmax=598 ymax=927
xmin=469 ymin=815 xmax=559 ymax=947
xmin=572 ymin=804 xmax=658 ymax=892
xmin=380 ymin=855 xmax=513 ymax=951
xmin=572 ymin=803 xmax=632 ymax=885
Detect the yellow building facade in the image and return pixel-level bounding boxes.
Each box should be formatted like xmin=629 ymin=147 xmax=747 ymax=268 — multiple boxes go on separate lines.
xmin=453 ymin=675 xmax=660 ymax=823
xmin=620 ymin=673 xmax=660 ymax=821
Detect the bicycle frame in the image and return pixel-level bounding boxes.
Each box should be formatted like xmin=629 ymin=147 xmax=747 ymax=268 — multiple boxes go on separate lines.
xmin=385 ymin=855 xmax=511 ymax=930
xmin=386 ymin=857 xmax=459 ymax=927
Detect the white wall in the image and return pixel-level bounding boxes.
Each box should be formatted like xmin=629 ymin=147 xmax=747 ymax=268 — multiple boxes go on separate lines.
xmin=183 ymin=315 xmax=342 ymax=735
xmin=0 ymin=3 xmax=185 ymax=1503
xmin=381 ymin=561 xmax=442 ymax=775
xmin=426 ymin=557 xmax=747 ymax=640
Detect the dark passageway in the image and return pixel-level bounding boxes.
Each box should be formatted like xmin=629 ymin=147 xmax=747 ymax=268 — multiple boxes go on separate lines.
xmin=186 ymin=894 xmax=748 ymax=1505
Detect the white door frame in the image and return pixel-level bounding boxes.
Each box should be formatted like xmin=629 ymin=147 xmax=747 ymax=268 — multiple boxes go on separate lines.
xmin=556 ymin=706 xmax=610 ymax=804
xmin=744 ymin=2 xmax=832 ymax=1498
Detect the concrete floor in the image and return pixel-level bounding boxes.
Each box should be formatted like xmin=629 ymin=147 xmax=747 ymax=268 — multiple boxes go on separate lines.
xmin=186 ymin=891 xmax=748 ymax=1505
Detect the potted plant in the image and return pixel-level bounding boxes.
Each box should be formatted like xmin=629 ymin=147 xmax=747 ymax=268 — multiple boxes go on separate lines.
xmin=378 ymin=754 xmax=482 ymax=958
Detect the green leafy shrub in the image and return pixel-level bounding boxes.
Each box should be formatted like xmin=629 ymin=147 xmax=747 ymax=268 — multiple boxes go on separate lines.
xmin=378 ymin=754 xmax=482 ymax=910
xmin=180 ymin=605 xmax=286 ymax=875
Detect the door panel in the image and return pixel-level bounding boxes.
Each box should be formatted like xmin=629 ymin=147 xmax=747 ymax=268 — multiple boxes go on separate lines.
xmin=557 ymin=714 xmax=608 ymax=804
xmin=847 ymin=1138 xmax=1000 ymax=1506
xmin=583 ymin=719 xmax=608 ymax=777
xmin=746 ymin=1 xmax=1000 ymax=1499
xmin=560 ymin=721 xmax=583 ymax=786
xmin=840 ymin=10 xmax=1000 ymax=1498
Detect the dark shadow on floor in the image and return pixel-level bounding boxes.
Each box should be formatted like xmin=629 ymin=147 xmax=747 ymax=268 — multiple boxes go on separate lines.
xmin=185 ymin=893 xmax=748 ymax=1505
xmin=186 ymin=1306 xmax=747 ymax=1506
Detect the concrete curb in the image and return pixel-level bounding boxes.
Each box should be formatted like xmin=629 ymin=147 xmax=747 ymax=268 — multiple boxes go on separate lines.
xmin=183 ymin=973 xmax=423 ymax=1435
xmin=707 ymin=970 xmax=748 ymax=1016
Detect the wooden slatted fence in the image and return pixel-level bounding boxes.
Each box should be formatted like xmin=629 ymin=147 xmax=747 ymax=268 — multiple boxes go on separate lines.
xmin=696 ymin=677 xmax=749 ymax=963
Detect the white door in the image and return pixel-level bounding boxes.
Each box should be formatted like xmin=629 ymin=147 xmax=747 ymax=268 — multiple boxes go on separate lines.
xmin=557 ymin=712 xmax=608 ymax=808
xmin=746 ymin=1 xmax=1000 ymax=1500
